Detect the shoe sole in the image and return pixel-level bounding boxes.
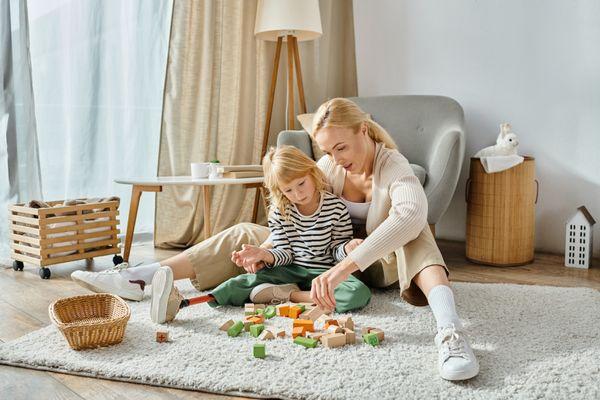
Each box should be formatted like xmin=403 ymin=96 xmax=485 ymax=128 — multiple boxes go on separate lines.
xmin=440 ymin=364 xmax=479 ymax=381
xmin=151 ymin=267 xmax=173 ymax=324
xmin=250 ymin=283 xmax=299 ymax=304
xmin=71 ymin=272 xmax=143 ymax=301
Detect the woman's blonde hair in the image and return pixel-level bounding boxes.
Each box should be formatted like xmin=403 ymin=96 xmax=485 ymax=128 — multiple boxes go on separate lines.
xmin=262 ymin=145 xmax=328 ymax=218
xmin=310 ymin=98 xmax=397 ymax=150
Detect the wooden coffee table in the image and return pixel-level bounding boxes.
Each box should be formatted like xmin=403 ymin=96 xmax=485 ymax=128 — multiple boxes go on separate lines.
xmin=114 ymin=176 xmax=265 ymax=262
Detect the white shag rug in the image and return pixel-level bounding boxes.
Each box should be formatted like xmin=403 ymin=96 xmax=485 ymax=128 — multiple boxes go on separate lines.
xmin=1 ymin=281 xmax=599 ymax=400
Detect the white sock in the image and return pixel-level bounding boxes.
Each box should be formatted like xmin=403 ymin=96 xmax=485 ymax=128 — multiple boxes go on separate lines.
xmin=120 ymin=262 xmax=161 ymax=285
xmin=427 ymin=285 xmax=463 ymax=330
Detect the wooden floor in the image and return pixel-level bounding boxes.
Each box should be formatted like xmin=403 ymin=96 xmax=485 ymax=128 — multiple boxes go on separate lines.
xmin=1 ymin=239 xmax=598 ymax=399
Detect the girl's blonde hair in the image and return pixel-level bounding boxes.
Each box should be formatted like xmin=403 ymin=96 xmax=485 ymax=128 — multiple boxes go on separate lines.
xmin=310 ymin=98 xmax=398 ymax=150
xmin=262 ymin=145 xmax=328 ymax=218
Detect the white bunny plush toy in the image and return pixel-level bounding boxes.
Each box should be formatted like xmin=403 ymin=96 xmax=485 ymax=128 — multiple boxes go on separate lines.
xmin=474 ymin=123 xmax=520 ymax=157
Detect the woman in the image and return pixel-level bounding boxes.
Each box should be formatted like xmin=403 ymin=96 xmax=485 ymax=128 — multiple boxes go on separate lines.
xmin=71 ymin=98 xmax=479 ymax=381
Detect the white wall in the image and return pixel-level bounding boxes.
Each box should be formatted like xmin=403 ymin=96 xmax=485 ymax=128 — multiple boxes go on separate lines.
xmin=353 ymin=0 xmax=600 ymax=257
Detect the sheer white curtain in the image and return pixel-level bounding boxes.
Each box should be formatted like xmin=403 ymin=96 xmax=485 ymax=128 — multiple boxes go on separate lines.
xmin=1 ymin=0 xmax=172 ymax=264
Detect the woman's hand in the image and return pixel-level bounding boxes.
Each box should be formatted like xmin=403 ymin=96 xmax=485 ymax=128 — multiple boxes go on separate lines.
xmin=344 ymin=238 xmax=364 ymax=254
xmin=311 ymin=259 xmax=360 ymax=310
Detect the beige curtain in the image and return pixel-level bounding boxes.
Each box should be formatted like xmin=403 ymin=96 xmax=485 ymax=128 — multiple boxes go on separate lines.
xmin=155 ymin=0 xmax=357 ymax=248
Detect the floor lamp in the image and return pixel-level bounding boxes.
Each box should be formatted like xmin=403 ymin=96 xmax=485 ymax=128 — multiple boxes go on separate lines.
xmin=251 ymin=0 xmax=322 ymax=222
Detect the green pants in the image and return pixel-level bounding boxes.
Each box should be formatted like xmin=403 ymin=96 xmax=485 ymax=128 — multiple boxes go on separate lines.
xmin=209 ymin=264 xmax=371 ymax=313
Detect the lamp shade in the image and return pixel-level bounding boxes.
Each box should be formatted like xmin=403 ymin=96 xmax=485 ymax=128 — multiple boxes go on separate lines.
xmin=254 ymin=0 xmax=322 ymax=42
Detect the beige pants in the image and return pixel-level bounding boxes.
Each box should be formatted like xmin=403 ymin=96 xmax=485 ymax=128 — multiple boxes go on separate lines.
xmin=184 ymin=222 xmax=447 ymax=306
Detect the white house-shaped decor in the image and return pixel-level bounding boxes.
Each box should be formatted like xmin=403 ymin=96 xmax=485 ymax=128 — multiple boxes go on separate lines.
xmin=565 ymin=206 xmax=595 ymax=268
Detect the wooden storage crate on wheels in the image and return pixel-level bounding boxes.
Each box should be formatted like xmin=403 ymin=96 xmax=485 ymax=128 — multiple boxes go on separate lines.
xmin=8 ymin=199 xmax=122 ymax=279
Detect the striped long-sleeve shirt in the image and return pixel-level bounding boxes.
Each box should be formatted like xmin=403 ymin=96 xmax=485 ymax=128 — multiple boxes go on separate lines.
xmin=266 ymin=191 xmax=353 ymax=269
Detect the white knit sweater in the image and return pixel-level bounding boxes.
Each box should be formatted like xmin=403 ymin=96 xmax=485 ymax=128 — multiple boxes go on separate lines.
xmin=317 ymin=142 xmax=428 ymax=271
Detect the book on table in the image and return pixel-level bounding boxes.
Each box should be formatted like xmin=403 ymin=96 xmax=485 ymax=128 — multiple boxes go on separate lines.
xmin=222 ymin=170 xmax=263 ymax=178
xmin=216 ymin=164 xmax=262 ymax=173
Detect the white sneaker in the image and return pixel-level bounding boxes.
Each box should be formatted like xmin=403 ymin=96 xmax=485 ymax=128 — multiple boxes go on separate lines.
xmin=434 ymin=324 xmax=479 ymax=381
xmin=249 ymin=283 xmax=300 ymax=304
xmin=150 ymin=266 xmax=184 ymax=324
xmin=71 ymin=263 xmax=144 ymax=301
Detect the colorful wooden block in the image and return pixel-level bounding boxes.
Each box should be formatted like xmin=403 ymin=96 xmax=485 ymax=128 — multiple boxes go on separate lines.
xmin=324 ymin=319 xmax=339 ymax=329
xmin=297 ymin=304 xmax=306 ymax=313
xmin=276 ymin=304 xmax=290 ymax=317
xmin=250 ymin=324 xmax=265 ymax=338
xmin=321 ymin=333 xmax=346 ymax=348
xmin=361 ymin=326 xmax=374 ymax=335
xmin=293 ymin=319 xmax=315 ymax=332
xmin=253 ymin=343 xmax=266 ymax=359
xmin=227 ymin=321 xmax=244 ymax=337
xmin=264 ymin=305 xmax=276 ymax=319
xmin=294 ymin=336 xmax=318 ymax=348
xmin=156 ymin=331 xmax=169 ymax=343
xmin=276 ymin=329 xmax=286 ymax=338
xmin=258 ymin=330 xmax=275 ymax=340
xmin=292 ymin=326 xmax=305 ymax=338
xmin=289 ymin=306 xmax=303 ymax=319
xmin=363 ymin=332 xmax=379 ymax=346
xmin=219 ymin=320 xmax=235 ymax=331
xmin=243 ymin=321 xmax=253 ymax=332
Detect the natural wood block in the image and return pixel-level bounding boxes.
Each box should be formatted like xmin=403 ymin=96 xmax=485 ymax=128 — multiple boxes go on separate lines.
xmin=219 ymin=320 xmax=235 ymax=331
xmin=303 ymin=306 xmax=327 ymax=321
xmin=339 ymin=317 xmax=354 ymax=331
xmin=344 ymin=328 xmax=356 ymax=344
xmin=258 ymin=330 xmax=275 ymax=340
xmin=156 ymin=331 xmax=169 ymax=343
xmin=326 ymin=325 xmax=343 ymax=334
xmin=276 ymin=329 xmax=286 ymax=338
xmin=306 ymin=331 xmax=326 ymax=342
xmin=324 ymin=319 xmax=339 ymax=329
xmin=370 ymin=328 xmax=384 ymax=342
xmin=321 ymin=333 xmax=346 ymax=348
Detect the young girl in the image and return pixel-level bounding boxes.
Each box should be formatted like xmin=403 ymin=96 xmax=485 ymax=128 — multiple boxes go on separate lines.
xmin=150 ymin=145 xmax=370 ymax=323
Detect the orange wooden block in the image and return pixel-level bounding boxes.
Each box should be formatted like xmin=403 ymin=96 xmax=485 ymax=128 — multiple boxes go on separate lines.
xmin=289 ymin=306 xmax=302 ymax=319
xmin=324 ymin=319 xmax=339 ymax=329
xmin=276 ymin=304 xmax=290 ymax=317
xmin=293 ymin=319 xmax=315 ymax=332
xmin=246 ymin=315 xmax=264 ymax=325
xmin=292 ymin=326 xmax=305 ymax=338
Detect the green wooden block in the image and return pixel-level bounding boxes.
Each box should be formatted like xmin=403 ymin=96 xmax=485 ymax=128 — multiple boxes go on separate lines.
xmin=255 ymin=308 xmax=264 ymax=315
xmin=249 ymin=323 xmax=265 ymax=338
xmin=294 ymin=336 xmax=318 ymax=348
xmin=264 ymin=305 xmax=276 ymax=319
xmin=363 ymin=332 xmax=379 ymax=346
xmin=253 ymin=343 xmax=266 ymax=359
xmin=227 ymin=321 xmax=244 ymax=337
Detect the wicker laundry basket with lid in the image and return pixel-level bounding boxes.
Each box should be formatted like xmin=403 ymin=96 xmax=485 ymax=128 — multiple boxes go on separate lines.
xmin=465 ymin=156 xmax=538 ymax=266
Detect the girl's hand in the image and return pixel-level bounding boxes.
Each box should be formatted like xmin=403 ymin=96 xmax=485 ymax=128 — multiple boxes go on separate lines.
xmin=344 ymin=238 xmax=364 ymax=254
xmin=310 ymin=259 xmax=359 ymax=310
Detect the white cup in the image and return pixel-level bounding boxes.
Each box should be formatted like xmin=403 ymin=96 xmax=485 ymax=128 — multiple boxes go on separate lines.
xmin=191 ymin=162 xmax=210 ymax=179
xmin=209 ymin=163 xmax=223 ymax=179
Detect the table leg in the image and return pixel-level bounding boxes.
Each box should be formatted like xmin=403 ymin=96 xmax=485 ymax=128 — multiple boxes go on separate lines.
xmin=203 ymin=186 xmax=212 ymax=239
xmin=123 ymin=184 xmax=162 ymax=262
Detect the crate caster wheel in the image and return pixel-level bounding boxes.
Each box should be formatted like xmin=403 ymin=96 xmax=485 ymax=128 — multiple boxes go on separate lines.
xmin=12 ymin=261 xmax=24 ymax=271
xmin=39 ymin=267 xmax=51 ymax=279
xmin=113 ymin=255 xmax=124 ymax=265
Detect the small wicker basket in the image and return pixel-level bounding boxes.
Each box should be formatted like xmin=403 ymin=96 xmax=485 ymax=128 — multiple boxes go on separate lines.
xmin=49 ymin=293 xmax=130 ymax=350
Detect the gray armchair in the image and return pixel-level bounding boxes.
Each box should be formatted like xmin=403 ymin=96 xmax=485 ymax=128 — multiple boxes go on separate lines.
xmin=276 ymin=95 xmax=466 ymax=227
